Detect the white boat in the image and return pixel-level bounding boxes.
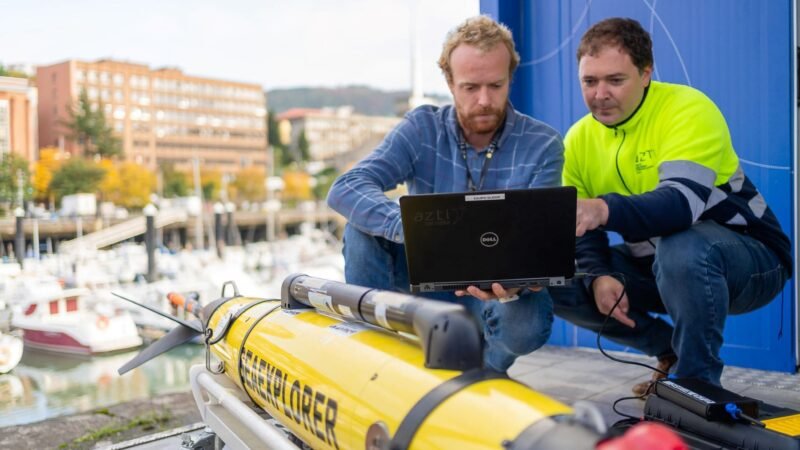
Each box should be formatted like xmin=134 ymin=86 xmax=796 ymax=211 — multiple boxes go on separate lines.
xmin=0 ymin=332 xmax=23 ymax=374
xmin=11 ymin=286 xmax=143 ymax=355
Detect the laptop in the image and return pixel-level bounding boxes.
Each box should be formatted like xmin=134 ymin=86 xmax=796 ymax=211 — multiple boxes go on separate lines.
xmin=399 ymin=186 xmax=577 ymax=293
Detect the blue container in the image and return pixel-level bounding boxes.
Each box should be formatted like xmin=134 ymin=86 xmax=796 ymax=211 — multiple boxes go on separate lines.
xmin=481 ymin=0 xmax=796 ymax=372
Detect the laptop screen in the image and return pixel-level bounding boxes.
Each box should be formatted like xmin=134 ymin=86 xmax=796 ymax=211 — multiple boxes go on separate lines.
xmin=399 ymin=187 xmax=577 ymax=292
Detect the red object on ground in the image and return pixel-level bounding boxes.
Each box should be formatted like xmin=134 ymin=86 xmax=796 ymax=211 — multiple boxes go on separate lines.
xmin=597 ymin=422 xmax=688 ymax=450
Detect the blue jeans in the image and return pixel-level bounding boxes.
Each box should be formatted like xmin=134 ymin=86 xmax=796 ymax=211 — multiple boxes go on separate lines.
xmin=551 ymin=221 xmax=788 ymax=385
xmin=343 ymin=224 xmax=553 ymax=372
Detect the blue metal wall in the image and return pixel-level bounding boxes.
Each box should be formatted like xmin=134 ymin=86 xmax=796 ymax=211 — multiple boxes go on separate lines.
xmin=481 ymin=0 xmax=796 ymax=372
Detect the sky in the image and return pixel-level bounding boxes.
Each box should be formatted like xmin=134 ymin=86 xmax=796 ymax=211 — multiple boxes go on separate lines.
xmin=2 ymin=0 xmax=479 ymax=96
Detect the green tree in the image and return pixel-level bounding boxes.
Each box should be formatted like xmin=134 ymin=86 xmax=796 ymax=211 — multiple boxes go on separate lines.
xmin=50 ymin=158 xmax=106 ymax=201
xmin=161 ymin=164 xmax=189 ymax=198
xmin=0 ymin=63 xmax=29 ymax=79
xmin=267 ymin=110 xmax=283 ymax=149
xmin=65 ymin=88 xmax=123 ymax=159
xmin=297 ymin=130 xmax=311 ymax=163
xmin=0 ymin=154 xmax=31 ymax=214
xmin=313 ymin=166 xmax=338 ymax=200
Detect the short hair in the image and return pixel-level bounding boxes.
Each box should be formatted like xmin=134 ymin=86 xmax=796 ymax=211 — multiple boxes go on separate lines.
xmin=437 ymin=15 xmax=520 ymax=84
xmin=577 ymin=17 xmax=653 ymax=72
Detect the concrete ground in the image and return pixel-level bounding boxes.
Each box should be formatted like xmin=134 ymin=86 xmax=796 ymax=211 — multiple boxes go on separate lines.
xmin=509 ymin=345 xmax=800 ymax=426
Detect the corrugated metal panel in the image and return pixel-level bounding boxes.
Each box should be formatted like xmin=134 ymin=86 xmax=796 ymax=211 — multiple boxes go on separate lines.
xmin=483 ymin=0 xmax=796 ymax=372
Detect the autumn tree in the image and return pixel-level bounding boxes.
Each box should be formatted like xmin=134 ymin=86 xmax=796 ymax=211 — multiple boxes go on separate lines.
xmin=231 ymin=166 xmax=266 ymax=203
xmin=97 ymin=158 xmax=121 ymax=204
xmin=281 ymin=170 xmax=312 ymax=203
xmin=117 ymin=162 xmax=156 ymax=208
xmin=32 ymin=147 xmax=63 ymax=205
xmin=65 ymin=88 xmax=123 ymax=159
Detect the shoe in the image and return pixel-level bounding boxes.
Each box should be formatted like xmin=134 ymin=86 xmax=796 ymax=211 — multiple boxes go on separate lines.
xmin=631 ymin=353 xmax=677 ymax=397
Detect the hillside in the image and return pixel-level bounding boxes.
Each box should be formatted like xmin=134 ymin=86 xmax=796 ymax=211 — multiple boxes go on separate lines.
xmin=266 ymin=85 xmax=449 ymax=117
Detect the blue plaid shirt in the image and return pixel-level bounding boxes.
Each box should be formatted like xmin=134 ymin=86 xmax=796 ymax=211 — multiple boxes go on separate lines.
xmin=327 ymin=103 xmax=564 ymax=243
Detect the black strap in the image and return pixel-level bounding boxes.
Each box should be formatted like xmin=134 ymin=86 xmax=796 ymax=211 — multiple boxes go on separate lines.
xmin=458 ymin=122 xmax=504 ymax=192
xmin=236 ymin=302 xmax=282 ymax=406
xmin=389 ymin=368 xmax=508 ymax=450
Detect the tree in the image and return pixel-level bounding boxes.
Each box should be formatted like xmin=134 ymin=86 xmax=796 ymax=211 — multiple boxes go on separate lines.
xmin=161 ymin=164 xmax=190 ymax=198
xmin=117 ymin=162 xmax=156 ymax=208
xmin=32 ymin=147 xmax=62 ymax=205
xmin=200 ymin=169 xmax=222 ymax=201
xmin=50 ymin=158 xmax=106 ymax=201
xmin=281 ymin=170 xmax=313 ymax=202
xmin=313 ymin=166 xmax=339 ymax=200
xmin=266 ymin=110 xmax=292 ymax=172
xmin=231 ymin=166 xmax=266 ymax=203
xmin=0 ymin=153 xmax=31 ymax=214
xmin=267 ymin=110 xmax=283 ymax=149
xmin=64 ymin=88 xmax=123 ymax=159
xmin=97 ymin=158 xmax=121 ymax=204
xmin=297 ymin=130 xmax=311 ymax=163
xmin=0 ymin=63 xmax=28 ymax=79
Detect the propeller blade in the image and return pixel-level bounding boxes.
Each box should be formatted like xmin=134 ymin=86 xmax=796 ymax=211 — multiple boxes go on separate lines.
xmin=118 ymin=324 xmax=202 ymax=375
xmin=112 ymin=291 xmax=203 ymax=332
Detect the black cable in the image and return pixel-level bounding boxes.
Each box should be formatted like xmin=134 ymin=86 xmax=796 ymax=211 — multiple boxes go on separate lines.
xmin=612 ymin=395 xmax=646 ymax=420
xmin=593 ymin=272 xmax=668 ymax=376
xmin=589 ymin=271 xmax=669 ymax=420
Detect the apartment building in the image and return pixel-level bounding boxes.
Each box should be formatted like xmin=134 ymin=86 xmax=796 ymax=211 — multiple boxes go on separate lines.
xmin=0 ymin=76 xmax=38 ymax=162
xmin=277 ymin=106 xmax=400 ymax=170
xmin=37 ymin=59 xmax=266 ymax=173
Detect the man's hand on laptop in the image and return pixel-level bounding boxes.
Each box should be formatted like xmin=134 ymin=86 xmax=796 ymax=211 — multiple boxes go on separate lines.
xmin=455 ymin=283 xmax=543 ymax=302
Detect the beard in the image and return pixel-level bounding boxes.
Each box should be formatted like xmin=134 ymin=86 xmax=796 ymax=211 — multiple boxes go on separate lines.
xmin=458 ymin=106 xmax=505 ymax=137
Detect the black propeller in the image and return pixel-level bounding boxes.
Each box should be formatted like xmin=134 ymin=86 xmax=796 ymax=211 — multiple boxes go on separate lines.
xmin=113 ymin=292 xmax=205 ymax=375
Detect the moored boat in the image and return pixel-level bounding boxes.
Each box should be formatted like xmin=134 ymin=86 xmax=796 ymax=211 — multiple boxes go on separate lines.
xmin=12 ymin=287 xmax=142 ymax=355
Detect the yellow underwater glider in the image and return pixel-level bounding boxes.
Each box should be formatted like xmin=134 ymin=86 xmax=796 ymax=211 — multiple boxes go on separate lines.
xmin=116 ymin=274 xmax=686 ymax=450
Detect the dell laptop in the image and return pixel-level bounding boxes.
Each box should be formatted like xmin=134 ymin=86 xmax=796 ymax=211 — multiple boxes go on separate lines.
xmin=399 ymin=186 xmax=577 ymax=293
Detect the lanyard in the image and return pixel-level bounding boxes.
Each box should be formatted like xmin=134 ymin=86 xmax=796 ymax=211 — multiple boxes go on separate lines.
xmin=458 ymin=125 xmax=503 ymax=192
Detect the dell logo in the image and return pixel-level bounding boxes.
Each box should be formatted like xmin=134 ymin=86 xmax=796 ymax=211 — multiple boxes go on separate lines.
xmin=480 ymin=232 xmax=499 ymax=247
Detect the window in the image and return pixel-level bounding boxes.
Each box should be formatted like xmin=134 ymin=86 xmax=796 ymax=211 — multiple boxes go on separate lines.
xmin=66 ymin=297 xmax=78 ymax=312
xmin=113 ymin=73 xmax=124 ymax=86
xmin=49 ymin=300 xmax=59 ymax=314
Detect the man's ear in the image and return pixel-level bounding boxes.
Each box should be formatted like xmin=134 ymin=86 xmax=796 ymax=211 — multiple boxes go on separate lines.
xmin=641 ymin=65 xmax=653 ymax=87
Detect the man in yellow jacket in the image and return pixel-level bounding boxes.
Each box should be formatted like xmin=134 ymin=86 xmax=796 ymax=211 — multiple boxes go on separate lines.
xmin=553 ymin=17 xmax=791 ymax=393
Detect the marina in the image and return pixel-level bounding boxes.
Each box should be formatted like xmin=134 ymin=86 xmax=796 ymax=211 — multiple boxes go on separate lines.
xmin=0 ymin=0 xmax=798 ymax=448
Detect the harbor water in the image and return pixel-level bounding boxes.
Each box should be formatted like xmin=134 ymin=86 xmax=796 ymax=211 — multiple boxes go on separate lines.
xmin=0 ymin=343 xmax=203 ymax=427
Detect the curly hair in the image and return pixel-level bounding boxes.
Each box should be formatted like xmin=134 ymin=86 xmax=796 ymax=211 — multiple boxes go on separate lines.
xmin=577 ymin=18 xmax=653 ymax=72
xmin=437 ymin=15 xmax=520 ymax=84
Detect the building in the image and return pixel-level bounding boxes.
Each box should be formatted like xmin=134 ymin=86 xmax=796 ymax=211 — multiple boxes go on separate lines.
xmin=0 ymin=76 xmax=38 ymax=163
xmin=276 ymin=106 xmax=400 ymax=171
xmin=37 ymin=59 xmax=266 ymax=173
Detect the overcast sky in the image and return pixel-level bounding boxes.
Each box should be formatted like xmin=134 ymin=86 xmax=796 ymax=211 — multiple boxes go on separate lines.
xmin=2 ymin=0 xmax=479 ymax=95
